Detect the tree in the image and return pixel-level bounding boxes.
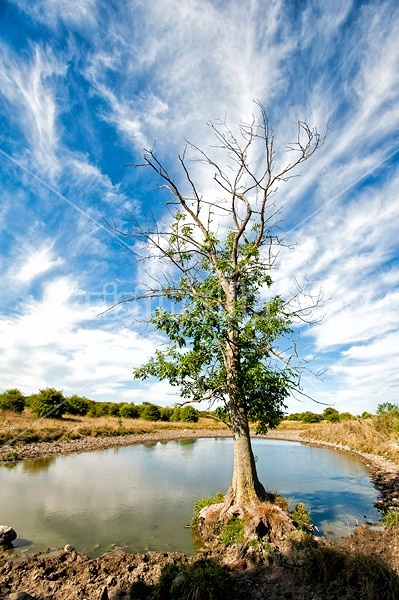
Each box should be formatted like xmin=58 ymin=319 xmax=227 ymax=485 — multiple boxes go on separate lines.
xmin=117 ymin=103 xmax=323 ymax=510
xmin=376 ymin=402 xmax=399 ymax=415
xmin=30 ymin=388 xmax=66 ymax=419
xmin=65 ymin=394 xmax=90 ymax=416
xmin=323 ymin=407 xmax=340 ymax=422
xmin=180 ymin=405 xmax=199 ymax=423
xmin=120 ymin=403 xmax=139 ymax=418
xmin=0 ymin=388 xmax=25 ymax=413
xmin=142 ymin=404 xmax=161 ymax=421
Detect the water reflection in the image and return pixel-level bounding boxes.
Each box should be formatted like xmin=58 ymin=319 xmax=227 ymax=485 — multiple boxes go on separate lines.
xmin=23 ymin=456 xmax=55 ymax=474
xmin=0 ymin=438 xmax=380 ymax=557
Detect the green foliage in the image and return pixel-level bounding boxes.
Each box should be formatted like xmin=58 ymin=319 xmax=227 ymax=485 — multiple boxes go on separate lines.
xmin=160 ymin=407 xmax=174 ymax=421
xmin=132 ymin=207 xmax=296 ymax=435
xmin=375 ymin=410 xmax=399 ymax=436
xmin=170 ymin=407 xmax=181 ymax=422
xmin=301 ymin=411 xmax=323 ymax=424
xmin=339 ymin=411 xmax=354 ymax=421
xmin=361 ymin=411 xmax=374 ymax=419
xmin=65 ymin=395 xmax=90 ymax=416
xmin=180 ymin=405 xmax=199 ymax=422
xmin=292 ymin=502 xmax=313 ymax=532
xmin=129 ymin=559 xmax=235 ymax=600
xmin=323 ymin=407 xmax=340 ymax=422
xmin=140 ymin=559 xmax=235 ymax=600
xmin=3 ymin=451 xmax=20 ymax=462
xmin=377 ymin=402 xmax=399 ymax=415
xmin=120 ymin=403 xmax=139 ymax=418
xmin=29 ymin=388 xmax=66 ymax=419
xmin=192 ymin=492 xmax=225 ymax=524
xmin=382 ymin=509 xmax=399 ymax=529
xmin=284 ymin=412 xmax=303 ymax=421
xmin=0 ymin=388 xmax=25 ymax=413
xmin=142 ymin=404 xmax=161 ymax=421
xmin=217 ymin=516 xmax=245 ymax=546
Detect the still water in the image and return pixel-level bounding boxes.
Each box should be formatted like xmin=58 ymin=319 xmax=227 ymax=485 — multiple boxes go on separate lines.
xmin=0 ymin=438 xmax=380 ymax=556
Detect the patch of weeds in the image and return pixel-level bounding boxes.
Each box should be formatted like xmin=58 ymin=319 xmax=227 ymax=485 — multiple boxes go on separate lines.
xmin=217 ymin=515 xmax=245 ymax=546
xmin=382 ymin=508 xmax=399 ymax=529
xmin=247 ymin=538 xmax=273 ymax=553
xmin=2 ymin=451 xmax=20 ymax=462
xmin=302 ymin=545 xmax=399 ymax=600
xmin=273 ymin=494 xmax=289 ymax=511
xmin=154 ymin=559 xmax=235 ymax=600
xmin=292 ymin=502 xmax=313 ymax=532
xmin=192 ymin=492 xmax=224 ymax=524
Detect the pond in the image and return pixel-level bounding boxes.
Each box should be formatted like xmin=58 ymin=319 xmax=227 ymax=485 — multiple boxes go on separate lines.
xmin=0 ymin=438 xmax=380 ymax=557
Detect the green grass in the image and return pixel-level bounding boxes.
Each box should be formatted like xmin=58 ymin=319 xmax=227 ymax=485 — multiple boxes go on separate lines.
xmin=192 ymin=492 xmax=224 ymax=525
xmin=382 ymin=509 xmax=399 ymax=529
xmin=217 ymin=516 xmax=245 ymax=546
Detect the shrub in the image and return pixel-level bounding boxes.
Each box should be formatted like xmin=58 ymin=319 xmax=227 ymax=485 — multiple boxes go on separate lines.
xmin=339 ymin=411 xmax=354 ymax=421
xmin=170 ymin=407 xmax=181 ymax=421
xmin=142 ymin=404 xmax=161 ymax=421
xmin=65 ymin=395 xmax=90 ymax=416
xmin=160 ymin=407 xmax=174 ymax=422
xmin=0 ymin=388 xmax=25 ymax=413
xmin=120 ymin=403 xmax=139 ymax=418
xmin=180 ymin=405 xmax=199 ymax=423
xmin=361 ymin=411 xmax=374 ymax=419
xmin=285 ymin=412 xmax=303 ymax=421
xmin=382 ymin=509 xmax=399 ymax=529
xmin=323 ymin=407 xmax=340 ymax=422
xmin=301 ymin=411 xmax=323 ymax=423
xmin=29 ymin=388 xmax=66 ymax=419
xmin=292 ymin=502 xmax=313 ymax=532
xmin=377 ymin=402 xmax=399 ymax=415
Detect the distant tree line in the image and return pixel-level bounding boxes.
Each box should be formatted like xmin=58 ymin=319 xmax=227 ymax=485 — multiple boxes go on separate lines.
xmin=0 ymin=387 xmax=200 ymax=423
xmin=284 ymin=406 xmax=392 ymax=423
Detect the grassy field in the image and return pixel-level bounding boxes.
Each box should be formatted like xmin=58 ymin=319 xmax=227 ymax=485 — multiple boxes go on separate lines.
xmin=0 ymin=410 xmax=225 ymax=446
xmin=285 ymin=417 xmax=399 ymax=464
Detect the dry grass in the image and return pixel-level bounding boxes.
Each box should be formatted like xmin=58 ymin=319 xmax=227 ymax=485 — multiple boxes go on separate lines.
xmin=300 ymin=418 xmax=399 ymax=464
xmin=0 ymin=410 xmax=225 ymax=446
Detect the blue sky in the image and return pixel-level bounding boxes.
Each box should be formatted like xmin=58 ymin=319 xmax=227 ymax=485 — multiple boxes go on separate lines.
xmin=0 ymin=0 xmax=398 ymax=415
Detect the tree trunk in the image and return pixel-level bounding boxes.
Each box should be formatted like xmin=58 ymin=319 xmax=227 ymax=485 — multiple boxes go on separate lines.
xmin=224 ymin=319 xmax=268 ymax=509
xmin=226 ymin=400 xmax=268 ymax=508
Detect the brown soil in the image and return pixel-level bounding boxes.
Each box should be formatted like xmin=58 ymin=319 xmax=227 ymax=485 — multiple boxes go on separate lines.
xmin=1 ymin=427 xmax=399 ymax=599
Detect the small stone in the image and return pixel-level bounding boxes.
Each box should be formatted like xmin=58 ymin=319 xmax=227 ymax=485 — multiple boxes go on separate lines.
xmin=0 ymin=525 xmax=17 ymax=547
xmin=64 ymin=544 xmax=74 ymax=552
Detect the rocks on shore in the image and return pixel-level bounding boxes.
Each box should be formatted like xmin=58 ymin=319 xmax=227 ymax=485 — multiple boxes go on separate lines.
xmin=0 ymin=525 xmax=17 ymax=547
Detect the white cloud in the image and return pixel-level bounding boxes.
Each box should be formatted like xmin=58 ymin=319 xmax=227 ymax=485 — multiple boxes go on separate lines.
xmin=0 ymin=43 xmax=66 ymax=176
xmin=15 ymin=246 xmax=63 ymax=283
xmin=0 ymin=277 xmax=178 ymax=404
xmin=10 ymin=0 xmax=98 ymax=30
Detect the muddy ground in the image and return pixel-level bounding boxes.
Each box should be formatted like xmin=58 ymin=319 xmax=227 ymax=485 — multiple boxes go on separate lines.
xmin=1 ymin=428 xmax=399 ymax=599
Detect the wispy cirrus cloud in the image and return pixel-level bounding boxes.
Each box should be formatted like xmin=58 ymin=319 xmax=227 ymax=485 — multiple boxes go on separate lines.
xmin=0 ymin=43 xmax=66 ymax=176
